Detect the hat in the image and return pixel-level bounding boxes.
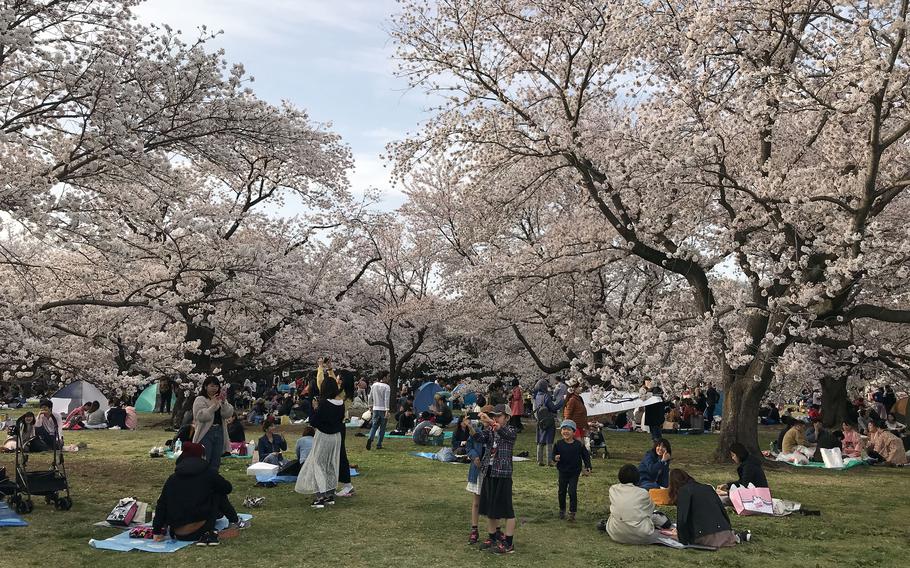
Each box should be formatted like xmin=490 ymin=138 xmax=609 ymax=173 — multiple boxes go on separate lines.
xmin=560 ymin=419 xmax=577 ymax=432
xmin=39 ymin=398 xmax=52 ymax=408
xmin=178 ymin=442 xmax=205 ymax=460
xmin=487 ymin=404 xmax=512 ymax=417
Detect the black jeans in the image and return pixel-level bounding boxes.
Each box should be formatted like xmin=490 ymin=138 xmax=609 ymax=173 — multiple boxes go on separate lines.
xmin=173 ymin=494 xmax=237 ymax=541
xmin=159 ymin=392 xmax=172 ymax=414
xmin=558 ymin=471 xmax=580 ymax=513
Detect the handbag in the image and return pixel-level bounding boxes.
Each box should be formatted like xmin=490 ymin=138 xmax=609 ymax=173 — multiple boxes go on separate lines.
xmin=728 ymin=484 xmax=774 ymax=516
xmin=820 ymin=447 xmax=844 ymax=469
xmin=107 ymin=497 xmax=139 ymax=526
xmin=649 ymin=488 xmax=672 ymax=506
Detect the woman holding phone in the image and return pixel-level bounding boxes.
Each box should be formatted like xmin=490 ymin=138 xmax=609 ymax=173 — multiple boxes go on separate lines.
xmin=193 ymin=377 xmax=234 ymax=473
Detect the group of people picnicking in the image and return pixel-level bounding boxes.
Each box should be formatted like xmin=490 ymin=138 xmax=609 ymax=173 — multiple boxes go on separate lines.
xmin=4 ymin=368 xmax=907 ymax=553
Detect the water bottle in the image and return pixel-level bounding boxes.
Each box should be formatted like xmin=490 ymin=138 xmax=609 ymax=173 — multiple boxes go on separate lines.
xmin=174 ymin=439 xmax=182 ymax=454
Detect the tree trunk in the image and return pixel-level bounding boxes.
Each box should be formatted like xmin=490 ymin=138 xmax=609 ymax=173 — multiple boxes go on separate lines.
xmin=716 ymin=378 xmax=764 ymax=461
xmin=819 ymin=376 xmax=848 ymax=429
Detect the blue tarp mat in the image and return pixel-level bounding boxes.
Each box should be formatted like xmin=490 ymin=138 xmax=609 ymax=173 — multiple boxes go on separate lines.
xmin=89 ymin=514 xmax=252 ymax=552
xmin=0 ymin=502 xmax=28 ymax=527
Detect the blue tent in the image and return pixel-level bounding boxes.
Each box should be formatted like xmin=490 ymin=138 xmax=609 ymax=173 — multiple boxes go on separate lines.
xmin=414 ymin=382 xmax=444 ymax=414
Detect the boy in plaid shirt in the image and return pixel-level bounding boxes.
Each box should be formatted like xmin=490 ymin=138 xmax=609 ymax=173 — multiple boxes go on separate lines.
xmin=471 ymin=404 xmax=517 ymax=554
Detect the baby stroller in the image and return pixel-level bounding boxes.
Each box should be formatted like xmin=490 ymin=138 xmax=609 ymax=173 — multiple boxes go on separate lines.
xmin=587 ymin=422 xmax=610 ymax=459
xmin=8 ymin=433 xmax=73 ymax=513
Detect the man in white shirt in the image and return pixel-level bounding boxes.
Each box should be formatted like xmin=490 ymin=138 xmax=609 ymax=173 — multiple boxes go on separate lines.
xmin=366 ymin=373 xmax=391 ymax=450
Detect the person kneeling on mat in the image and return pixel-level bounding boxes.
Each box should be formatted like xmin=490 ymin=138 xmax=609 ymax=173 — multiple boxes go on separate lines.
xmin=152 ymin=442 xmax=247 ymax=546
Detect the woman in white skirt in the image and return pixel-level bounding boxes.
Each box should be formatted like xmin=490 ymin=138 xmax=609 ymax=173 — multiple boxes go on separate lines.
xmin=295 ymin=377 xmax=345 ymax=508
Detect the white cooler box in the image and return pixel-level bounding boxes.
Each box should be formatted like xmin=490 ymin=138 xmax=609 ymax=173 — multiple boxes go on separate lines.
xmin=246 ymin=462 xmax=278 ymax=477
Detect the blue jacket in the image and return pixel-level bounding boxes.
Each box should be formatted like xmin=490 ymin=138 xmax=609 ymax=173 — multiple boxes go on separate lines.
xmin=637 ymin=449 xmax=669 ymax=487
xmin=466 ymin=437 xmax=484 ymax=484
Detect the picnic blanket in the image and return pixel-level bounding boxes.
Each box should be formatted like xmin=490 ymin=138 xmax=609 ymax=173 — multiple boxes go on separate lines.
xmin=0 ymin=502 xmax=28 ymax=527
xmin=410 ymin=452 xmax=529 ymax=462
xmin=781 ymin=458 xmax=867 ymax=471
xmin=89 ymin=514 xmax=252 ymax=552
xmin=164 ymin=450 xmax=250 ymax=460
xmin=255 ymin=469 xmax=359 ymax=484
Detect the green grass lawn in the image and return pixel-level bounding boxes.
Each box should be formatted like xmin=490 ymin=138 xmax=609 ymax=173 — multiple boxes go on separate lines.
xmin=1 ymin=414 xmax=908 ymax=567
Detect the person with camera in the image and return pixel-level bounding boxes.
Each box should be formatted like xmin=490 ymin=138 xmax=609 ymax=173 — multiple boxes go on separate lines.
xmin=472 ymin=405 xmax=518 ymax=554
xmin=192 ymin=377 xmax=234 ymax=473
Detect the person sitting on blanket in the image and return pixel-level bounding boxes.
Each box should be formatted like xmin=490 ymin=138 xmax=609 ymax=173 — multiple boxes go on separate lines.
xmin=296 ymin=425 xmax=315 ymax=464
xmin=247 ymin=399 xmax=267 ymax=425
xmin=85 ymin=401 xmax=108 ymax=429
xmin=152 ymin=442 xmax=247 ymax=546
xmin=606 ymin=464 xmax=661 ymax=545
xmin=810 ymin=420 xmax=841 ymax=463
xmin=866 ymin=419 xmax=908 ymax=466
xmin=430 ymin=394 xmax=453 ymax=427
xmin=760 ymin=402 xmax=781 ymax=425
xmin=667 ymin=469 xmax=751 ymax=548
xmin=257 ymin=421 xmax=289 ymax=466
xmin=717 ymin=442 xmax=768 ymax=494
xmin=106 ymin=400 xmax=129 ymax=430
xmin=2 ymin=412 xmax=37 ymax=452
xmin=777 ymin=419 xmax=813 ymax=464
xmin=637 ymin=438 xmax=672 ymax=489
xmin=391 ymin=408 xmax=416 ymax=435
xmin=62 ymin=402 xmax=92 ymax=430
xmin=840 ymin=420 xmax=863 ymax=458
xmin=227 ymin=413 xmax=246 ymax=444
xmin=413 ymin=412 xmax=435 ymax=445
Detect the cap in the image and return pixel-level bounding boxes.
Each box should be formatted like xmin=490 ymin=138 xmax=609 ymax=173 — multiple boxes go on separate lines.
xmin=487 ymin=404 xmax=512 ymax=417
xmin=560 ymin=419 xmax=577 ymax=432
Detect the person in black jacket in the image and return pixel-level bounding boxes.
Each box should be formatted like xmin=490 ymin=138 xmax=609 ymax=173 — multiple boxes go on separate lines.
xmin=551 ymin=419 xmax=592 ymax=521
xmin=809 ymin=420 xmax=841 ymax=463
xmin=668 ymin=469 xmax=750 ymax=548
xmin=718 ymin=442 xmax=768 ymax=491
xmin=152 ymin=442 xmax=244 ymax=545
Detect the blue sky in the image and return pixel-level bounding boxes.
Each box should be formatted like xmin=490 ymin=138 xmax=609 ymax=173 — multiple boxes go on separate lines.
xmin=135 ymin=0 xmax=426 ymax=211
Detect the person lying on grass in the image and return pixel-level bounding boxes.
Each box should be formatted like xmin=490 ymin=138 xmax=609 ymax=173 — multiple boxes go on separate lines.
xmin=153 ymin=442 xmax=247 ymax=546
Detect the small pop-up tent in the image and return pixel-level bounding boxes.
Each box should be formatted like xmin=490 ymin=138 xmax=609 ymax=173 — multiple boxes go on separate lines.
xmin=50 ymin=380 xmax=109 ymax=415
xmin=135 ymin=383 xmax=176 ymax=413
xmin=414 ymin=382 xmax=444 ymax=414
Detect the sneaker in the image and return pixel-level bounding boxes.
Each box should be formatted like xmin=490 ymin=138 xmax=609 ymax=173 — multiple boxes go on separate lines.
xmin=336 ymin=488 xmax=355 ymax=498
xmin=195 ymin=532 xmax=219 ymax=546
xmin=493 ymin=541 xmax=514 ymax=554
xmin=366 ymin=439 xmax=372 ymax=451
xmin=567 ymin=512 xmax=575 ymax=522
xmin=596 ymin=519 xmax=608 ymax=532
xmin=311 ymin=498 xmax=325 ymax=509
xmin=494 ymin=529 xmax=505 ymax=542
xmin=479 ymin=539 xmax=495 ymax=551
xmin=469 ymin=528 xmax=479 ymax=544
xmin=558 ymin=510 xmax=566 ymax=520
xmin=336 ymin=484 xmax=354 ymax=497
xmin=323 ymin=497 xmax=336 ymax=506
xmin=736 ymin=530 xmax=752 ymax=543
xmin=237 ymin=520 xmax=251 ymax=529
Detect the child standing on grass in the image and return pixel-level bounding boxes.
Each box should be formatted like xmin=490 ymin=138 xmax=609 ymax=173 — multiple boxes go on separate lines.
xmin=552 ymin=419 xmax=592 ymax=522
xmin=462 ymin=415 xmax=487 ymax=544
xmin=473 ymin=404 xmax=517 ymax=554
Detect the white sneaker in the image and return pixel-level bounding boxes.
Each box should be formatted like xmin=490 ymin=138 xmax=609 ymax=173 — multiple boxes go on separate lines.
xmin=335 ymin=484 xmax=354 ymax=497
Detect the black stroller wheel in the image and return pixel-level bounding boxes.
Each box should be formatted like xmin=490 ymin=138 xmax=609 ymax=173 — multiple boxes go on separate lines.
xmin=25 ymin=499 xmax=34 ymax=513
xmin=58 ymin=497 xmax=72 ymax=511
xmin=15 ymin=499 xmax=28 ymax=514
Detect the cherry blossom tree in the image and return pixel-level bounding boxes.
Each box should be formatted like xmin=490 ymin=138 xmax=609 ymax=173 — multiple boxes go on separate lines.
xmin=391 ymin=0 xmax=910 ymax=458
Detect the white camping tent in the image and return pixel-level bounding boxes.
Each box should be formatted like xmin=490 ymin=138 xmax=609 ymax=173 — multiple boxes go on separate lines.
xmin=50 ymin=380 xmax=110 ymax=416
xmin=581 ymin=391 xmax=662 ymax=416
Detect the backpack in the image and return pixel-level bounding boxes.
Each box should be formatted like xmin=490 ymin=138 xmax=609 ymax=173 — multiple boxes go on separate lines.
xmin=536 ymin=404 xmax=555 ymax=430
